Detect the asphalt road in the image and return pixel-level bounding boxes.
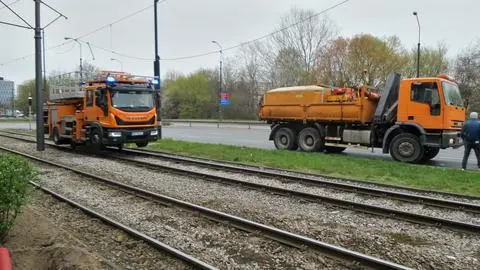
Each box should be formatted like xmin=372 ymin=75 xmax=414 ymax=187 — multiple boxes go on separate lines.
xmin=0 ymin=121 xmax=477 ymax=169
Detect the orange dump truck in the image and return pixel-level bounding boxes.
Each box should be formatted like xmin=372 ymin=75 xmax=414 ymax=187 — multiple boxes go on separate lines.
xmin=46 ymin=72 xmax=160 ymax=151
xmin=258 ymin=73 xmax=466 ymax=163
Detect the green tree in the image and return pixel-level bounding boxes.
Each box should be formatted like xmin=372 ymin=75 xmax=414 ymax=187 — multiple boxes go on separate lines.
xmin=162 ymin=70 xmax=216 ymax=119
xmin=317 ymin=34 xmax=408 ymax=86
xmin=403 ymin=43 xmax=449 ymax=78
xmin=15 ymin=79 xmax=49 ymax=115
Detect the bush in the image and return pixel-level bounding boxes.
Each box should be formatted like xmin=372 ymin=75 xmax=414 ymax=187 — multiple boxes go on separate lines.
xmin=0 ymin=155 xmax=34 ymax=243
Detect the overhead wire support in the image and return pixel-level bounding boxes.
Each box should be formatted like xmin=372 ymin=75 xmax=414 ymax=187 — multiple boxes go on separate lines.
xmin=0 ymin=0 xmax=21 ymax=10
xmin=0 ymin=20 xmax=32 ymax=29
xmin=0 ymin=1 xmax=168 ymax=66
xmin=0 ymin=0 xmax=33 ymax=28
xmin=0 ymin=0 xmax=67 ymax=150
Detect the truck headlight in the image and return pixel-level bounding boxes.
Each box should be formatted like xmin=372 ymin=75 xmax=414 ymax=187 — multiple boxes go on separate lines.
xmin=151 ymin=130 xmax=158 ymax=136
xmin=108 ymin=131 xmax=122 ymax=138
xmin=449 ymin=138 xmax=455 ymax=145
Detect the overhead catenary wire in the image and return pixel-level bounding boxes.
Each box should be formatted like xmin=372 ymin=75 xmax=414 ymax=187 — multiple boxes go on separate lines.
xmin=0 ymin=0 xmax=168 ymax=66
xmin=162 ymin=0 xmax=352 ymax=61
xmin=88 ymin=43 xmax=153 ymax=61
xmin=1 ymin=0 xmax=348 ymax=65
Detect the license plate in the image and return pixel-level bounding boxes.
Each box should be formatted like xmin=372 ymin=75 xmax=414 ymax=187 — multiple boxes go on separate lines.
xmin=131 ymin=131 xmax=144 ymax=136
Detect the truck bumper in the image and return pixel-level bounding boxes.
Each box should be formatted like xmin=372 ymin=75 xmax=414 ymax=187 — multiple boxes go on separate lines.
xmin=441 ymin=132 xmax=463 ymax=149
xmin=101 ymin=128 xmax=159 ymax=145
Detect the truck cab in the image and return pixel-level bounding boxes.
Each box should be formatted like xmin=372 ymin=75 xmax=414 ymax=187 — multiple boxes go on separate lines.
xmin=382 ymin=74 xmax=465 ymax=162
xmin=47 ymin=72 xmax=160 ymax=150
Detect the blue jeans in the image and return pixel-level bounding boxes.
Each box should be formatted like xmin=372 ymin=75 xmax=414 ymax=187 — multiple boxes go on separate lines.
xmin=462 ymin=140 xmax=480 ymax=169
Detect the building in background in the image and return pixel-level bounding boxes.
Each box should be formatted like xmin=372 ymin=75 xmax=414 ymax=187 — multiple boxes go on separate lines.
xmin=0 ymin=77 xmax=15 ymax=116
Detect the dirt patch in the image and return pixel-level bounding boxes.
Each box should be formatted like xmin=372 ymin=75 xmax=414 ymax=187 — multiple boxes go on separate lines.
xmin=5 ymin=207 xmax=103 ymax=270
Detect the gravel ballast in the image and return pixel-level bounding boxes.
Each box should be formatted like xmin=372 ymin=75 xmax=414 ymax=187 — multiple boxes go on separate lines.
xmin=1 ymin=137 xmax=479 ymax=269
xmin=34 ymin=165 xmax=344 ymax=269
xmin=27 ymin=189 xmax=193 ymax=270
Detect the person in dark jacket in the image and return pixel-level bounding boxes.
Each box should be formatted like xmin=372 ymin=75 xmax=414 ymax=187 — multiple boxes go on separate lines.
xmin=461 ymin=112 xmax=480 ymax=170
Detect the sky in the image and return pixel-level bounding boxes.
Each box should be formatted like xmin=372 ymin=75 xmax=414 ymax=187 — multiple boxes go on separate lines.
xmin=0 ymin=0 xmax=479 ymax=92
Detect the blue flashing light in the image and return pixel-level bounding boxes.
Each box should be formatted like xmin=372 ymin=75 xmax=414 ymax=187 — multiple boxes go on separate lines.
xmin=106 ymin=76 xmax=116 ymax=83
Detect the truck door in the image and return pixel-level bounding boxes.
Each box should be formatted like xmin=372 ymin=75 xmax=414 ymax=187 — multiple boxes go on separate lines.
xmin=406 ymin=81 xmax=443 ymax=129
xmin=84 ymin=89 xmax=109 ymax=123
xmin=84 ymin=90 xmax=95 ymax=122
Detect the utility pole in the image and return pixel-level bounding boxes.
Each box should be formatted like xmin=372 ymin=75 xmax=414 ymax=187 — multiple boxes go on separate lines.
xmin=28 ymin=96 xmax=32 ymax=130
xmin=413 ymin=11 xmax=421 ymax=78
xmin=34 ymin=0 xmax=44 ymax=150
xmin=153 ymin=0 xmax=162 ymax=139
xmin=212 ymin=40 xmax=223 ymax=125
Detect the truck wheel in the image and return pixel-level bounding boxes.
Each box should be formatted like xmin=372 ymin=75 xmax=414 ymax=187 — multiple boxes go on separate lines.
xmin=53 ymin=128 xmax=61 ymax=145
xmin=273 ymin=127 xmax=298 ymax=150
xmin=136 ymin=142 xmax=148 ymax=148
xmin=390 ymin=133 xmax=424 ymax=163
xmin=89 ymin=129 xmax=103 ymax=152
xmin=325 ymin=146 xmax=346 ymax=153
xmin=421 ymin=147 xmax=440 ymax=162
xmin=298 ymin=127 xmax=321 ymax=152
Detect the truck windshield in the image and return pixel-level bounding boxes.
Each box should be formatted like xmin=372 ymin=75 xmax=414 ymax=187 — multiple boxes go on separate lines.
xmin=442 ymin=82 xmax=463 ymax=107
xmin=111 ymin=90 xmax=154 ymax=111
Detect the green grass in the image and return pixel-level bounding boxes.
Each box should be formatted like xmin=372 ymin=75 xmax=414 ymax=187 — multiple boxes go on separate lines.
xmin=144 ymin=139 xmax=480 ymax=197
xmin=0 ymin=118 xmax=29 ymax=122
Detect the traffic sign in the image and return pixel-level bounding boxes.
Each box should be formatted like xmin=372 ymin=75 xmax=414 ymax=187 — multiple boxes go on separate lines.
xmin=220 ymin=92 xmax=230 ymax=106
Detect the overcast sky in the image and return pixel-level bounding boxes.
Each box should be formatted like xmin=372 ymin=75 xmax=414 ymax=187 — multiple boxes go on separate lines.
xmin=0 ymin=0 xmax=479 ymax=90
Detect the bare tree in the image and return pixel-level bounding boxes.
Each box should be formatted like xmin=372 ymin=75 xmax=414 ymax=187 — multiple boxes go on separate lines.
xmin=271 ymin=8 xmax=336 ymax=85
xmin=455 ymin=42 xmax=480 ymax=112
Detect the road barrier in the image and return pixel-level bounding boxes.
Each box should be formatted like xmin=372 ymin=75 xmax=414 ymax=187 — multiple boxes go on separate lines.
xmin=162 ymin=119 xmax=268 ymax=129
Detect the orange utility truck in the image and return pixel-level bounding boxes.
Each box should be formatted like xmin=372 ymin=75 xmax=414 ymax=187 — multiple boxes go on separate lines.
xmin=258 ymin=73 xmax=466 ymax=163
xmin=46 ymin=72 xmax=160 ymax=150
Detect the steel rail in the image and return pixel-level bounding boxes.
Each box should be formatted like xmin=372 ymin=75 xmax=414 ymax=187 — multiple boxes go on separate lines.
xmin=129 ymin=147 xmax=480 ymax=201
xmin=126 ymin=147 xmax=480 ymax=205
xmin=3 ymin=130 xmax=478 ymax=202
xmin=0 ymin=145 xmax=410 ymax=270
xmin=28 ymin=181 xmax=217 ymax=270
xmin=1 ymin=132 xmax=479 ymax=234
xmin=108 ymin=153 xmax=480 ymax=234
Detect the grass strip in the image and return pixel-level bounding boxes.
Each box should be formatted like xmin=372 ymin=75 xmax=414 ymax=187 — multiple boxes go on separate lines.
xmin=145 ymin=139 xmax=480 ymax=197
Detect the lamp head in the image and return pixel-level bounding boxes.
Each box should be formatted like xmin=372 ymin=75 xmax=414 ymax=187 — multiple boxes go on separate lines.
xmin=413 ymin=11 xmax=418 ymax=16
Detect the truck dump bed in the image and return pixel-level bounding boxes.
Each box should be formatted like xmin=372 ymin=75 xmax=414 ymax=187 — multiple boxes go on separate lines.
xmin=259 ymin=85 xmax=379 ymax=124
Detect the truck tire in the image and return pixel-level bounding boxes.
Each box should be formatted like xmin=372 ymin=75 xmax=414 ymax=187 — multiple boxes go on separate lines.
xmin=53 ymin=128 xmax=61 ymax=145
xmin=389 ymin=133 xmax=424 ymax=163
xmin=298 ymin=127 xmax=321 ymax=152
xmin=421 ymin=147 xmax=440 ymax=162
xmin=88 ymin=129 xmax=103 ymax=152
xmin=325 ymin=146 xmax=346 ymax=153
xmin=136 ymin=142 xmax=148 ymax=147
xmin=53 ymin=127 xmax=67 ymax=145
xmin=273 ymin=127 xmax=298 ymax=150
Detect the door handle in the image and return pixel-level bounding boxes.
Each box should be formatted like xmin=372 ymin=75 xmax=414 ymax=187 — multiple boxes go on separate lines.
xmin=408 ymin=116 xmax=414 ymax=120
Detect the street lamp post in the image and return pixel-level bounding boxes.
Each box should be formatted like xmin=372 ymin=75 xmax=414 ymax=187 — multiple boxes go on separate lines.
xmin=413 ymin=11 xmax=421 ymax=78
xmin=110 ymin=58 xmax=123 ymax=71
xmin=212 ymin=40 xmax=223 ymax=125
xmin=64 ymin=37 xmax=83 ymax=84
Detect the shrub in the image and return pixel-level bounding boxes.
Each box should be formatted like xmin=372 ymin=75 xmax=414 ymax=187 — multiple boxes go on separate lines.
xmin=0 ymin=155 xmax=34 ymax=243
